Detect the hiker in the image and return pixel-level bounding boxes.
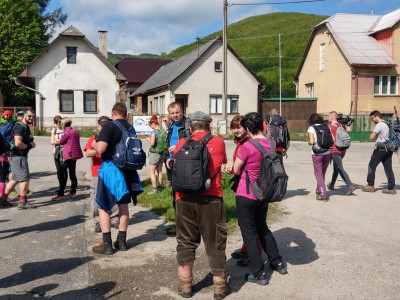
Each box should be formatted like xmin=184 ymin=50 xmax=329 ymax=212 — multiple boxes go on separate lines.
xmin=327 ymin=111 xmax=356 ymax=195
xmin=162 ymin=114 xmax=172 ymax=188
xmin=0 ymin=110 xmax=15 ymax=205
xmin=58 ymin=117 xmax=84 ymax=199
xmin=263 ymin=108 xmax=290 ymax=157
xmin=92 ymin=102 xmax=142 ymax=255
xmin=233 ymin=112 xmax=287 ymax=286
xmin=145 ymin=115 xmax=165 ymax=195
xmin=165 ymin=102 xmax=190 ymax=235
xmin=0 ymin=109 xmax=36 ymax=209
xmin=50 ymin=115 xmax=67 ymax=200
xmin=173 ymin=111 xmax=230 ymax=299
xmin=361 ymin=110 xmax=396 ymax=194
xmin=83 ymin=116 xmax=119 ymax=232
xmin=307 ymin=113 xmax=332 ymax=201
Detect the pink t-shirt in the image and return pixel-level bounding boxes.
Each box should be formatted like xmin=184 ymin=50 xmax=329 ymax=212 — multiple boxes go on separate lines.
xmin=236 ymin=138 xmax=271 ymax=200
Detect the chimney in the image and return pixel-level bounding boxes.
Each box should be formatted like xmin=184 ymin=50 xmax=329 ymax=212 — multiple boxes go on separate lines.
xmin=98 ymin=30 xmax=108 ymax=58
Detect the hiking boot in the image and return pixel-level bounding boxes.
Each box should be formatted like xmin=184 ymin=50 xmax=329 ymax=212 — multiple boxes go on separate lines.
xmin=361 ymin=185 xmax=375 ymax=192
xmin=271 ymin=261 xmax=288 ymax=275
xmin=327 ymin=183 xmax=334 ymax=191
xmin=213 ymin=276 xmax=231 ymax=300
xmin=114 ymin=238 xmax=128 ymax=251
xmin=382 ymin=189 xmax=396 ymax=195
xmin=245 ymin=272 xmax=269 ymax=285
xmin=147 ymin=188 xmax=158 ymax=195
xmin=231 ymin=250 xmax=248 ymax=260
xmin=0 ymin=198 xmax=13 ymax=208
xmin=316 ymin=194 xmax=329 ymax=201
xmin=17 ymin=201 xmax=37 ymax=210
xmin=92 ymin=242 xmax=114 ymax=255
xmin=178 ymin=276 xmax=193 ymax=298
xmin=346 ymin=185 xmax=356 ymax=196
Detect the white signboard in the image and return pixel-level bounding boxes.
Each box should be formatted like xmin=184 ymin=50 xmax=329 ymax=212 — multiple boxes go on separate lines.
xmin=133 ymin=116 xmax=153 ymax=135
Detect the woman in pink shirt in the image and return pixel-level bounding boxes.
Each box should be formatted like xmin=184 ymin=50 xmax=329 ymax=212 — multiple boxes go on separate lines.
xmin=59 ymin=117 xmax=83 ymax=198
xmin=233 ymin=112 xmax=287 ymax=286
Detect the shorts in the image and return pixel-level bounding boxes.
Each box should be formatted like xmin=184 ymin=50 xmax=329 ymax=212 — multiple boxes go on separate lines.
xmin=148 ymin=152 xmax=163 ymax=165
xmin=9 ymin=156 xmax=30 ymax=181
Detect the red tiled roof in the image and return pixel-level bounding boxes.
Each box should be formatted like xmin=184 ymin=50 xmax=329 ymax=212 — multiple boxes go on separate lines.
xmin=116 ymin=58 xmax=172 ymax=83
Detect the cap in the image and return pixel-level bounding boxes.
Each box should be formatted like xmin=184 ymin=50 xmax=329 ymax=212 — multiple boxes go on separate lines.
xmin=17 ymin=110 xmax=25 ymax=115
xmin=1 ymin=110 xmax=13 ymax=120
xmin=190 ymin=111 xmax=213 ymax=123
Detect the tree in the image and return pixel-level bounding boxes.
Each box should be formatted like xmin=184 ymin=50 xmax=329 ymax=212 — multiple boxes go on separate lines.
xmin=0 ymin=0 xmax=67 ymax=107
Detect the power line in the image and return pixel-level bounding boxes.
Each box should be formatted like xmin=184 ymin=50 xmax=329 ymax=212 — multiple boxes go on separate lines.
xmin=229 ymin=0 xmax=325 ymax=6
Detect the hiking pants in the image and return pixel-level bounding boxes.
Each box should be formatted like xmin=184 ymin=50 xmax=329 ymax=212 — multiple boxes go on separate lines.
xmin=312 ymin=154 xmax=331 ymax=196
xmin=331 ymin=153 xmax=352 ymax=187
xmin=236 ymin=196 xmax=282 ymax=277
xmin=367 ymin=148 xmax=395 ymax=190
xmin=54 ymin=156 xmax=68 ymax=196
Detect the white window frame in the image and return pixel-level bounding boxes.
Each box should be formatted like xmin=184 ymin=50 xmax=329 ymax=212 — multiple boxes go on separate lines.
xmin=159 ymin=95 xmax=165 ymax=114
xmin=306 ymin=83 xmax=314 ymax=97
xmin=153 ymin=97 xmax=159 ymax=114
xmin=210 ymin=95 xmax=238 ymax=114
xmin=227 ymin=96 xmax=238 ymax=114
xmin=319 ymin=43 xmax=325 ymax=71
xmin=374 ymin=75 xmax=398 ymax=95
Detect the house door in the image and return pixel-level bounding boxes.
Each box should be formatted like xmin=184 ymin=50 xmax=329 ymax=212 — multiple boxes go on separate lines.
xmin=175 ymin=95 xmax=188 ymax=115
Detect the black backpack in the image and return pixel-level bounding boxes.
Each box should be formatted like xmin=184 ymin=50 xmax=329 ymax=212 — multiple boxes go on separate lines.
xmin=172 ymin=134 xmax=218 ymax=193
xmin=265 ymin=115 xmax=289 ymax=149
xmin=311 ymin=124 xmax=333 ymax=154
xmin=245 ymin=139 xmax=288 ymax=202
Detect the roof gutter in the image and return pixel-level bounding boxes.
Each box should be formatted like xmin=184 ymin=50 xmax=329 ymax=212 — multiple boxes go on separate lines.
xmin=14 ymin=77 xmax=46 ymax=100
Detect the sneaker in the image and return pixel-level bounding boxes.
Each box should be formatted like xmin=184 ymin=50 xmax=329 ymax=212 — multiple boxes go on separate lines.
xmin=361 ymin=185 xmax=375 ymax=192
xmin=271 ymin=262 xmax=288 ymax=275
xmin=51 ymin=195 xmax=64 ymax=201
xmin=327 ymin=183 xmax=334 ymax=191
xmin=245 ymin=272 xmax=269 ymax=285
xmin=231 ymin=250 xmax=248 ymax=260
xmin=316 ymin=194 xmax=329 ymax=201
xmin=213 ymin=276 xmax=231 ymax=300
xmin=92 ymin=242 xmax=114 ymax=255
xmin=94 ymin=223 xmax=101 ymax=233
xmin=382 ymin=189 xmax=396 ymax=195
xmin=0 ymin=198 xmax=13 ymax=208
xmin=346 ymin=185 xmax=356 ymax=196
xmin=17 ymin=201 xmax=37 ymax=210
xmin=114 ymin=239 xmax=128 ymax=251
xmin=65 ymin=193 xmax=77 ymax=198
xmin=147 ymin=188 xmax=158 ymax=195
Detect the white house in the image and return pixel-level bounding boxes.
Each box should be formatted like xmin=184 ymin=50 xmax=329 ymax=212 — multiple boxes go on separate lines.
xmin=17 ymin=26 xmax=126 ymax=129
xmin=133 ymin=37 xmax=264 ymax=132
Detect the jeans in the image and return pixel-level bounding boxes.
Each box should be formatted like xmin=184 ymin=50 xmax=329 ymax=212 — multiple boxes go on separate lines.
xmin=236 ymin=196 xmax=282 ymax=277
xmin=330 ymin=153 xmax=352 ymax=187
xmin=175 ymin=195 xmax=227 ymax=274
xmin=54 ymin=156 xmax=68 ymax=196
xmin=312 ymin=154 xmax=331 ymax=196
xmin=367 ymin=148 xmax=395 ymax=190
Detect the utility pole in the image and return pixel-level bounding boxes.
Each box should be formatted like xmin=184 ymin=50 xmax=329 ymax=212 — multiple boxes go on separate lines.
xmin=222 ymin=0 xmax=228 ymax=135
xmin=279 ymin=32 xmax=282 ymax=115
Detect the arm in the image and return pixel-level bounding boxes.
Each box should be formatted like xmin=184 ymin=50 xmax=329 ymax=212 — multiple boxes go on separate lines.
xmin=308 ymin=132 xmax=315 ymax=145
xmin=146 ymin=132 xmax=156 ymax=146
xmin=370 ymin=132 xmax=378 ymax=141
xmin=93 ymin=140 xmax=108 ymax=155
xmin=233 ymin=157 xmax=245 ymax=175
xmin=85 ymin=149 xmax=98 ymax=158
xmin=50 ymin=129 xmax=60 ymax=145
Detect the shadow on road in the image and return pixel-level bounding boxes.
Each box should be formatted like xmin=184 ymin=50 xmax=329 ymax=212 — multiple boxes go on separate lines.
xmin=284 ymin=188 xmax=309 ymax=199
xmin=0 ymin=257 xmax=93 ymax=288
xmin=0 ymin=215 xmax=86 ymax=240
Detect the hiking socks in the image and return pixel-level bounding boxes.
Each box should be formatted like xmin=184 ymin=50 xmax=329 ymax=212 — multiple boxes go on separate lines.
xmin=1 ymin=192 xmax=8 ymax=199
xmin=102 ymin=232 xmax=112 ymax=245
xmin=20 ymin=195 xmax=26 ymax=201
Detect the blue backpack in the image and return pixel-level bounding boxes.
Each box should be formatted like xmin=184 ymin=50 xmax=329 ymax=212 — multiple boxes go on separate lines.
xmin=0 ymin=122 xmax=15 ymax=153
xmin=112 ymin=121 xmax=146 ymax=170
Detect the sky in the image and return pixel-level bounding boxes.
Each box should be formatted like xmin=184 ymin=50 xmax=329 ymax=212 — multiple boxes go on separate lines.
xmin=46 ymin=0 xmax=399 ymax=55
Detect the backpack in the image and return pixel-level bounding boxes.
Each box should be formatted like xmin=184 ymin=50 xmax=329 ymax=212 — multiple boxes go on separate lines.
xmin=384 ymin=121 xmax=400 ymax=153
xmin=332 ymin=123 xmax=351 ymax=150
xmin=245 ymin=139 xmax=288 ymax=202
xmin=0 ymin=121 xmax=15 ymax=152
xmin=172 ymin=134 xmax=218 ymax=193
xmin=265 ymin=115 xmax=289 ymax=149
xmin=112 ymin=121 xmax=146 ymax=170
xmin=311 ymin=124 xmax=333 ymax=154
xmin=150 ymin=129 xmax=168 ymax=155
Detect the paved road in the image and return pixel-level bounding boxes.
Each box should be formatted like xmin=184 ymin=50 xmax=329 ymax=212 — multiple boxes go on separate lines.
xmin=1 ymin=136 xmax=399 ymax=299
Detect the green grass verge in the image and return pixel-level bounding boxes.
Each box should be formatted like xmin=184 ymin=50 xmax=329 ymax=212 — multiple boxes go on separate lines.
xmin=138 ymin=173 xmax=281 ymax=233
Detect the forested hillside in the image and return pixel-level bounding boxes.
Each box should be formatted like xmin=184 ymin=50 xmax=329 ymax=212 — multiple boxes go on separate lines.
xmin=167 ymin=12 xmax=327 ymax=97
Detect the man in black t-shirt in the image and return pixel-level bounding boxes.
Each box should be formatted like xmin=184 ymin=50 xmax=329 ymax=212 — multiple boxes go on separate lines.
xmin=0 ymin=109 xmax=36 ymax=209
xmin=91 ymin=102 xmax=136 ymax=255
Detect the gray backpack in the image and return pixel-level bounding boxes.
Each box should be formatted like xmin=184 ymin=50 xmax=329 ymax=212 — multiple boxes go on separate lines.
xmin=332 ymin=123 xmax=351 ymax=150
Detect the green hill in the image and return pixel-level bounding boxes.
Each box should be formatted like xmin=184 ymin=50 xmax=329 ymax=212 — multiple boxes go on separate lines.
xmin=167 ymin=12 xmax=327 ymax=97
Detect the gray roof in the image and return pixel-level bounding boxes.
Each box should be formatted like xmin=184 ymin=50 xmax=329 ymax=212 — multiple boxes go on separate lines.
xmin=370 ymin=8 xmax=400 ymax=34
xmin=322 ymin=13 xmax=395 ymax=66
xmin=60 ymin=26 xmax=85 ymax=37
xmin=134 ymin=38 xmax=219 ymax=95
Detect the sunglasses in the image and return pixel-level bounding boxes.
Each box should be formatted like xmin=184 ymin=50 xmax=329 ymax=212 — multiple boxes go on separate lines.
xmin=26 ymin=115 xmax=35 ymax=118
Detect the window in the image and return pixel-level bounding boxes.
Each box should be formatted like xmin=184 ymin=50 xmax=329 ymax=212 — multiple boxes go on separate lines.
xmin=159 ymin=95 xmax=165 ymax=114
xmin=59 ymin=90 xmax=74 ymax=112
xmin=210 ymin=95 xmax=238 ymax=114
xmin=306 ymin=83 xmax=314 ymax=97
xmin=374 ymin=75 xmax=398 ymax=95
xmin=214 ymin=61 xmax=222 ymax=72
xmin=83 ymin=91 xmax=97 ymax=113
xmin=319 ymin=43 xmax=325 ymax=71
xmin=66 ymin=47 xmax=77 ymax=64
xmin=153 ymin=97 xmax=159 ymax=114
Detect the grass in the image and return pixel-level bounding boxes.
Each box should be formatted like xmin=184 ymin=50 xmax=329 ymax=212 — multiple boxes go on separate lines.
xmin=35 ymin=129 xmax=97 ymax=138
xmin=138 ymin=173 xmax=281 ymax=233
